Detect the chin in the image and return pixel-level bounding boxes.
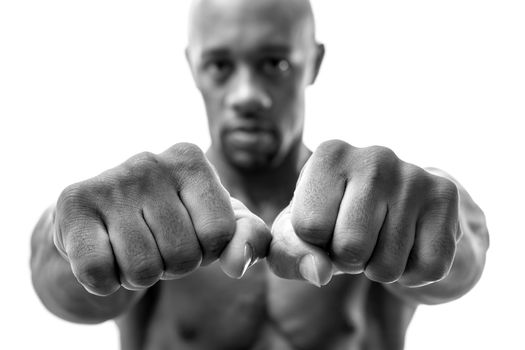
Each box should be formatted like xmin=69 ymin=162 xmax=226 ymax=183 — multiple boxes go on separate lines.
xmin=226 ymin=149 xmax=279 ymax=172
xmin=219 ymin=127 xmax=284 ymax=171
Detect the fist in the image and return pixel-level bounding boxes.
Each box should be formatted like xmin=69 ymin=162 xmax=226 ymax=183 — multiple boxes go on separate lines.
xmin=55 ymin=143 xmax=270 ymax=296
xmin=268 ymin=140 xmax=460 ymax=288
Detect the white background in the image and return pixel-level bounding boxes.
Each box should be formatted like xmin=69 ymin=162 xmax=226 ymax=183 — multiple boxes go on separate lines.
xmin=1 ymin=0 xmax=524 ymax=349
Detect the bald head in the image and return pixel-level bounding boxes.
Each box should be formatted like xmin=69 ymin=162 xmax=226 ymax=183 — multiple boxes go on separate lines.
xmin=188 ymin=0 xmax=317 ymax=52
xmin=185 ymin=0 xmax=325 ymax=171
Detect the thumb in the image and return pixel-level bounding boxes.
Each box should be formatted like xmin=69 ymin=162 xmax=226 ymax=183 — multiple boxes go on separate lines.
xmin=267 ymin=205 xmax=333 ymax=287
xmin=219 ymin=198 xmax=271 ymax=278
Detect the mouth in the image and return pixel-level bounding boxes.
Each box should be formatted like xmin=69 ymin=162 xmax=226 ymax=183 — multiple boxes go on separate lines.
xmin=225 ymin=126 xmax=277 ymax=150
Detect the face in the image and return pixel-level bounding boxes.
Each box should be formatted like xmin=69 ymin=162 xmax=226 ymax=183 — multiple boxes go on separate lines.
xmin=187 ymin=0 xmax=324 ymax=170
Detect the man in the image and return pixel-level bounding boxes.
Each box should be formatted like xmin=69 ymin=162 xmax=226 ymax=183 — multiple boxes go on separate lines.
xmin=30 ymin=0 xmax=489 ymax=348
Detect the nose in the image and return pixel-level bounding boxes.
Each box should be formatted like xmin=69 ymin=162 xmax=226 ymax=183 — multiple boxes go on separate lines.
xmin=224 ymin=66 xmax=272 ymax=114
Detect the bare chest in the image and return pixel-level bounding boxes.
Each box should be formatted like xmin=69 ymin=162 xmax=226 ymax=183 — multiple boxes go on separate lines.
xmin=134 ymin=262 xmax=374 ymax=350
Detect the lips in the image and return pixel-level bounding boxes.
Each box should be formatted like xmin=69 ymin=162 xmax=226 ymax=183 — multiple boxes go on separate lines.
xmin=225 ymin=127 xmax=276 ymax=150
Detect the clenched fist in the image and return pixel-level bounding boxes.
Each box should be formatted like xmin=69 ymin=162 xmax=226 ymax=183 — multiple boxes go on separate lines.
xmin=54 ymin=143 xmax=270 ymax=296
xmin=269 ymin=140 xmax=460 ymax=288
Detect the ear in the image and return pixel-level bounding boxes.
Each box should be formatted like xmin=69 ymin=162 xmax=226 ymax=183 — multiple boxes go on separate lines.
xmin=309 ymin=43 xmax=325 ymax=85
xmin=185 ymin=47 xmax=198 ymax=84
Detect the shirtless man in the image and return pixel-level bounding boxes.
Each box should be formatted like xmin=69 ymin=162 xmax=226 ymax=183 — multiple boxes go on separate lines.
xmin=30 ymin=0 xmax=489 ymax=349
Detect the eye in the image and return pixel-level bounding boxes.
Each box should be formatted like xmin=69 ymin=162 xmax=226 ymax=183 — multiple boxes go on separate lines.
xmin=261 ymin=57 xmax=291 ymax=76
xmin=203 ymin=59 xmax=234 ymax=81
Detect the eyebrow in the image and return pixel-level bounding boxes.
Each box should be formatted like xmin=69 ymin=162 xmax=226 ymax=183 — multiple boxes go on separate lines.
xmin=257 ymin=44 xmax=292 ymax=54
xmin=200 ymin=48 xmax=231 ymax=59
xmin=200 ymin=44 xmax=292 ymax=59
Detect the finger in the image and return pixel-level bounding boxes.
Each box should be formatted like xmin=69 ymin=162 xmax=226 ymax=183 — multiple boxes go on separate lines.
xmin=142 ymin=193 xmax=202 ymax=280
xmin=106 ymin=211 xmax=164 ymax=290
xmin=56 ymin=210 xmax=120 ymax=296
xmin=268 ymin=206 xmax=333 ymax=287
xmin=171 ymin=146 xmax=236 ymax=265
xmin=364 ymin=202 xmax=416 ymax=283
xmin=219 ymin=198 xmax=272 ymax=279
xmin=331 ymin=179 xmax=387 ymax=274
xmin=291 ymin=143 xmax=348 ymax=247
xmin=398 ymin=200 xmax=458 ymax=287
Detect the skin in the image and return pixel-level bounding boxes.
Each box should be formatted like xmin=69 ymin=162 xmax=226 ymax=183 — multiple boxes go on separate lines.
xmin=30 ymin=0 xmax=490 ymax=349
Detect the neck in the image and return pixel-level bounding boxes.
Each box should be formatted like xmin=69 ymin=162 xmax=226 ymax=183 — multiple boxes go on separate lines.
xmin=206 ymin=141 xmax=311 ymax=215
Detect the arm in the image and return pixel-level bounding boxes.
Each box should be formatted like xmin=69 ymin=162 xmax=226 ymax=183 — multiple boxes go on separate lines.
xmin=384 ymin=168 xmax=489 ymax=305
xmin=30 ymin=206 xmax=144 ymax=324
xmin=268 ymin=140 xmax=489 ymax=306
xmin=31 ymin=143 xmax=271 ymax=324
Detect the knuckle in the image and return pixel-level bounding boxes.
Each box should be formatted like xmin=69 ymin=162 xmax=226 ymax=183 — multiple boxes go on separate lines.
xmin=94 ymin=153 xmax=165 ymax=205
xmin=318 ymin=139 xmax=350 ymax=153
xmin=313 ymin=139 xmax=351 ymax=171
xmin=127 ymin=151 xmax=158 ymax=166
xmin=291 ymin=216 xmax=331 ymax=244
xmin=414 ymin=247 xmax=454 ymax=282
xmin=201 ymin=216 xmax=236 ymax=237
xmin=409 ymin=233 xmax=456 ymax=282
xmin=400 ymin=163 xmax=427 ymax=186
xmin=167 ymin=143 xmax=211 ymax=181
xmin=171 ymin=142 xmax=204 ymax=158
xmin=357 ymin=145 xmax=399 ymax=184
xmin=57 ymin=183 xmax=93 ymax=213
xmin=125 ymin=257 xmax=162 ymax=287
xmin=165 ymin=255 xmax=202 ymax=277
xmin=121 ymin=151 xmax=161 ymax=183
xmin=162 ymin=243 xmax=202 ymax=276
xmin=396 ymin=164 xmax=431 ymax=202
xmin=433 ymin=176 xmax=459 ymax=203
xmin=332 ymin=237 xmax=371 ymax=268
xmin=365 ymin=263 xmax=402 ymax=283
xmin=169 ymin=143 xmax=206 ymax=167
xmin=56 ymin=183 xmax=99 ymax=235
xmin=420 ymin=261 xmax=450 ymax=282
xmin=184 ymin=159 xmax=213 ymax=180
xmin=361 ymin=145 xmax=397 ymax=166
xmin=198 ymin=217 xmax=236 ymax=256
xmin=363 ymin=145 xmax=397 ymax=162
xmin=432 ymin=234 xmax=457 ymax=261
xmin=75 ymin=259 xmax=116 ymax=294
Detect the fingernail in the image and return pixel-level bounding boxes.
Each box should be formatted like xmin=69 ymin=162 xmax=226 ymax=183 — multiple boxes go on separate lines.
xmin=240 ymin=243 xmax=254 ymax=278
xmin=249 ymin=256 xmax=259 ymax=268
xmin=299 ymin=254 xmax=321 ymax=287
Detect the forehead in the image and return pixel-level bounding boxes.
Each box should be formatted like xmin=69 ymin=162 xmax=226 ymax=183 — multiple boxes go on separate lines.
xmin=189 ymin=0 xmax=312 ymax=55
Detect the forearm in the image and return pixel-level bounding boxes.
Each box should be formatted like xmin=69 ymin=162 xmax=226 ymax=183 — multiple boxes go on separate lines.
xmin=30 ymin=206 xmax=144 ymax=324
xmin=385 ymin=169 xmax=489 ymax=305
